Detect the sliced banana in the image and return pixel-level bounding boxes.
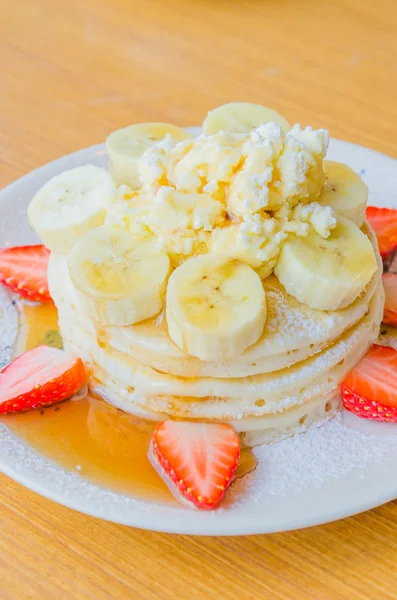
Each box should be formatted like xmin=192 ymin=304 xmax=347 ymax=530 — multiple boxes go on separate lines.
xmin=106 ymin=122 xmax=192 ymax=188
xmin=28 ymin=166 xmax=115 ymax=254
xmin=202 ymin=102 xmax=290 ymax=135
xmin=275 ymin=216 xmax=377 ymax=311
xmin=68 ymin=225 xmax=170 ymax=326
xmin=166 ymin=254 xmax=267 ymax=360
xmin=318 ymin=161 xmax=368 ymax=227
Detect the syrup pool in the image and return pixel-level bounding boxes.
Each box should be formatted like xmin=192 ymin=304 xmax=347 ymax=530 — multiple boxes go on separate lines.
xmin=1 ymin=302 xmax=256 ymax=504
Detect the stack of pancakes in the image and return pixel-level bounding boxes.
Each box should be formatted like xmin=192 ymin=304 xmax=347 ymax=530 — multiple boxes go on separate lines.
xmin=48 ymin=223 xmax=383 ymax=447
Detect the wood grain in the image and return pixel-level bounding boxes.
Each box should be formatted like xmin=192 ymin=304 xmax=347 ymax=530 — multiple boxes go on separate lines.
xmin=1 ymin=0 xmax=397 ymax=598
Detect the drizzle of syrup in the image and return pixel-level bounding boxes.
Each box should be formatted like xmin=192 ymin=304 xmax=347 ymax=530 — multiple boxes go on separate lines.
xmin=14 ymin=302 xmax=62 ymax=354
xmin=1 ymin=302 xmax=257 ymax=503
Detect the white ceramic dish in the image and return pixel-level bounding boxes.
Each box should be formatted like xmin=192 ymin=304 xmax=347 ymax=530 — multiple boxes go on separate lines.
xmin=1 ymin=130 xmax=397 ymax=535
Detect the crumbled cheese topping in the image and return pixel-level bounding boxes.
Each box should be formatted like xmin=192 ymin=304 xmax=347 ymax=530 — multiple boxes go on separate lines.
xmin=106 ymin=123 xmax=333 ymax=271
xmin=292 ymin=202 xmax=337 ymax=238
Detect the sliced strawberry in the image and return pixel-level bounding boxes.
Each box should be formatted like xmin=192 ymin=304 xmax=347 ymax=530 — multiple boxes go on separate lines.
xmin=382 ymin=273 xmax=397 ymax=326
xmin=0 ymin=345 xmax=86 ymax=414
xmin=0 ymin=245 xmax=52 ymax=302
xmin=341 ymin=344 xmax=397 ymax=422
xmin=366 ymin=206 xmax=397 ymax=259
xmin=149 ymin=421 xmax=240 ymax=509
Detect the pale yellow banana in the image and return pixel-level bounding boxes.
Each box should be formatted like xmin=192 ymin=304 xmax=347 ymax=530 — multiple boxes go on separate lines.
xmin=166 ymin=254 xmax=267 ymax=360
xmin=68 ymin=225 xmax=170 ymax=326
xmin=202 ymin=102 xmax=290 ymax=135
xmin=275 ymin=216 xmax=377 ymax=311
xmin=28 ymin=165 xmax=115 ymax=254
xmin=106 ymin=122 xmax=192 ymax=188
xmin=318 ymin=161 xmax=368 ymax=227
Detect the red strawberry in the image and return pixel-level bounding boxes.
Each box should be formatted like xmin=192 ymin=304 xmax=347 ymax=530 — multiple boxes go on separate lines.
xmin=0 ymin=245 xmax=52 ymax=302
xmin=149 ymin=421 xmax=240 ymax=509
xmin=382 ymin=273 xmax=397 ymax=326
xmin=341 ymin=344 xmax=397 ymax=422
xmin=0 ymin=345 xmax=86 ymax=414
xmin=366 ymin=206 xmax=397 ymax=259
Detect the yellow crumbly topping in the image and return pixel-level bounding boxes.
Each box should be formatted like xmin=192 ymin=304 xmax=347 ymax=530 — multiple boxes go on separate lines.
xmin=105 ymin=122 xmax=333 ymax=272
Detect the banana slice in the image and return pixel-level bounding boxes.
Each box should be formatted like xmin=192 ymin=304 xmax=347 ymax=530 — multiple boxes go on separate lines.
xmin=202 ymin=102 xmax=290 ymax=135
xmin=106 ymin=123 xmax=192 ymax=188
xmin=28 ymin=166 xmax=115 ymax=254
xmin=318 ymin=161 xmax=368 ymax=227
xmin=166 ymin=254 xmax=267 ymax=360
xmin=275 ymin=216 xmax=377 ymax=311
xmin=68 ymin=225 xmax=170 ymax=326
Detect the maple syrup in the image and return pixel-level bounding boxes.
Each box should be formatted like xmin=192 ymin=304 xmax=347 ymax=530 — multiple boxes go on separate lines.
xmin=1 ymin=302 xmax=257 ymax=503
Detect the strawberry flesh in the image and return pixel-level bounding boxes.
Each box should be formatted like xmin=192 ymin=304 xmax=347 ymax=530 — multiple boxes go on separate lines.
xmin=0 ymin=245 xmax=52 ymax=302
xmin=366 ymin=206 xmax=397 ymax=259
xmin=0 ymin=345 xmax=86 ymax=413
xmin=341 ymin=344 xmax=397 ymax=422
xmin=150 ymin=421 xmax=240 ymax=509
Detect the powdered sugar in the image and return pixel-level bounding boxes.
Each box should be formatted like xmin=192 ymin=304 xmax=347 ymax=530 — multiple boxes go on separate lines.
xmin=228 ymin=414 xmax=397 ymax=505
xmin=265 ymin=285 xmax=336 ymax=341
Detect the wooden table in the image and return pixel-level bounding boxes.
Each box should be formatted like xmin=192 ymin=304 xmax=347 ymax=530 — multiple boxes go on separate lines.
xmin=1 ymin=0 xmax=397 ymax=598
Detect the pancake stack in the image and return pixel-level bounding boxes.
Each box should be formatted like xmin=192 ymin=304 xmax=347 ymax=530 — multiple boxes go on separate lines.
xmin=28 ymin=103 xmax=384 ymax=446
xmin=48 ymin=222 xmax=383 ymax=446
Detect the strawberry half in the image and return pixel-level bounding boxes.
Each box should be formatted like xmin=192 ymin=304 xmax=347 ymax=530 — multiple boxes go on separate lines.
xmin=341 ymin=344 xmax=397 ymax=422
xmin=382 ymin=273 xmax=397 ymax=326
xmin=0 ymin=245 xmax=52 ymax=302
xmin=366 ymin=206 xmax=397 ymax=259
xmin=149 ymin=421 xmax=240 ymax=509
xmin=0 ymin=345 xmax=86 ymax=414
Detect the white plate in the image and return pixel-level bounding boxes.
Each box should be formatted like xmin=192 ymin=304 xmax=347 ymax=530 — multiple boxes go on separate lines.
xmin=1 ymin=132 xmax=397 ymax=536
